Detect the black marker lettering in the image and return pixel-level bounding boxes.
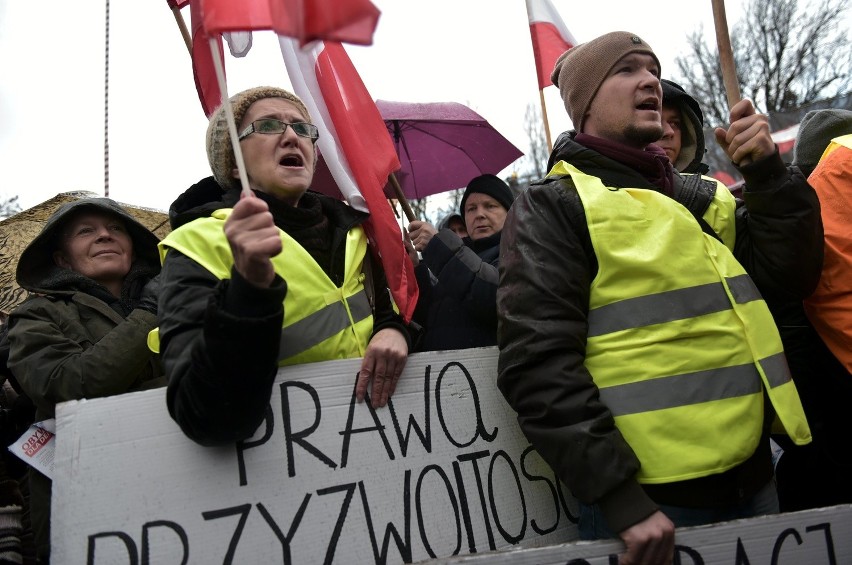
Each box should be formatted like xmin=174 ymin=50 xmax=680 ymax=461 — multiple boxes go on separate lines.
xmin=452 ymin=460 xmax=477 ymax=554
xmin=281 ymin=381 xmax=337 ymax=477
xmin=236 ymin=405 xmax=274 ymax=486
xmin=388 ymin=364 xmax=432 ymax=456
xmin=255 ymin=496 xmax=311 ymax=565
xmin=435 ymin=362 xmax=497 ymax=448
xmin=521 ymin=445 xmax=559 ymax=535
xmin=87 ymin=531 xmax=138 ymax=565
xmin=415 ymin=464 xmax=461 ymax=558
xmin=771 ymin=528 xmax=803 ymax=565
xmin=674 ymin=544 xmax=704 ymax=565
xmin=141 ymin=520 xmax=188 ymax=565
xmin=317 ymin=482 xmax=357 ymax=565
xmin=457 ymin=450 xmax=495 ymax=551
xmin=201 ymin=503 xmax=251 ymax=565
xmin=340 ymin=378 xmax=395 ymax=468
xmin=359 ymin=477 xmax=412 ymax=564
xmin=734 ymin=538 xmax=751 ymax=565
xmin=488 ymin=450 xmax=527 ymax=544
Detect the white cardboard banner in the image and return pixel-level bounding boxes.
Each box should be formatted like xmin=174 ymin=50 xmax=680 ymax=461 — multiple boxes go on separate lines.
xmin=52 ymin=347 xmax=580 ymax=564
xmin=429 ymin=504 xmax=852 ymax=564
xmin=51 ymin=346 xmax=852 ymax=564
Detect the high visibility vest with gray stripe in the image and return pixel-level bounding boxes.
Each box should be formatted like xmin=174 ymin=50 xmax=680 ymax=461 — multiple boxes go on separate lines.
xmin=550 ymin=161 xmax=811 ymax=484
xmin=150 ymin=208 xmax=373 ymax=366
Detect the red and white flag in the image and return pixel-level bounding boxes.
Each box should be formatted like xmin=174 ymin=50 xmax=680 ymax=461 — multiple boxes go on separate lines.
xmin=198 ymin=0 xmax=379 ymax=46
xmin=279 ymin=39 xmax=418 ymax=322
xmin=525 ymin=0 xmax=577 ymax=90
xmin=182 ymin=0 xmax=380 ymax=115
xmin=190 ymin=0 xmax=223 ymax=117
xmin=178 ymin=0 xmax=417 ymax=319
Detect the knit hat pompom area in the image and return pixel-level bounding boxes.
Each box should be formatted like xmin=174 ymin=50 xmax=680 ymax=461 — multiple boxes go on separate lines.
xmin=206 ymin=86 xmax=314 ymax=191
xmin=551 ymin=31 xmax=660 ymax=133
xmin=459 ymin=174 xmax=515 ymax=215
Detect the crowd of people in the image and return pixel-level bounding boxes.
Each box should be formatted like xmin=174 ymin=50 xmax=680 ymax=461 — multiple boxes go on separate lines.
xmin=0 ymin=29 xmax=848 ymax=565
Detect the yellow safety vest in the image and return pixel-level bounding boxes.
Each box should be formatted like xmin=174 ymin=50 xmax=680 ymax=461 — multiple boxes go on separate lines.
xmin=695 ymin=175 xmax=737 ymax=251
xmin=550 ymin=161 xmax=811 ymax=484
xmin=819 ymin=133 xmax=852 ymax=161
xmin=148 ymin=209 xmax=374 ymax=366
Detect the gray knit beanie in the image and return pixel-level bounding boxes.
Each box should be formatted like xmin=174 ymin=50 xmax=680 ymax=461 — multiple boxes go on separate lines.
xmin=793 ymin=109 xmax=852 ymax=171
xmin=551 ymin=31 xmax=660 ymax=133
xmin=206 ymin=86 xmax=314 ymax=191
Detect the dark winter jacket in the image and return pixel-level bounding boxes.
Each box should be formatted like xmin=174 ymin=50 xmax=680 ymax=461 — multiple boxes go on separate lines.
xmin=6 ymin=197 xmax=164 ymax=561
xmin=768 ymin=297 xmax=852 ymax=510
xmin=160 ymin=177 xmax=410 ymax=446
xmin=499 ymin=134 xmax=822 ymax=534
xmin=414 ymin=229 xmax=500 ymax=352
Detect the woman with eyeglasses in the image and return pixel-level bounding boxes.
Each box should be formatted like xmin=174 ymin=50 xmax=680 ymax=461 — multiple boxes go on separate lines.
xmin=156 ymin=87 xmax=412 ymax=446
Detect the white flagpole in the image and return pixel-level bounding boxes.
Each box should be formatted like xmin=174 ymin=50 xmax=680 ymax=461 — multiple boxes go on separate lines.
xmin=208 ymin=36 xmax=252 ymax=198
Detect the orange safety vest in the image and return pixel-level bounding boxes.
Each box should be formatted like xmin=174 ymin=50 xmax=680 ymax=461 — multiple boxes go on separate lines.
xmin=803 ymin=135 xmax=852 ymax=372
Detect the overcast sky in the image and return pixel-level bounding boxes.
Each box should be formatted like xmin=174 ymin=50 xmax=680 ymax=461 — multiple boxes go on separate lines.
xmin=2 ymin=0 xmax=842 ymax=214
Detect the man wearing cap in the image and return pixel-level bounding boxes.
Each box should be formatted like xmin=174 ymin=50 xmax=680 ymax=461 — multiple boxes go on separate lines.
xmin=496 ymin=31 xmax=821 ymax=563
xmin=797 ymin=109 xmax=852 ymax=373
xmin=407 ymin=174 xmax=514 ymax=351
xmin=156 ymin=86 xmax=412 ymax=446
xmin=768 ymin=109 xmax=852 ymax=512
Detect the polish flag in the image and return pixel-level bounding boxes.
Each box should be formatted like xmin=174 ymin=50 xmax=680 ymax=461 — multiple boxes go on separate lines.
xmin=526 ymin=0 xmax=577 ymax=89
xmin=181 ymin=0 xmax=382 ymax=116
xmin=190 ymin=0 xmax=224 ymax=117
xmin=183 ymin=0 xmax=416 ymax=320
xmin=280 ymin=39 xmax=418 ymax=323
xmin=771 ymin=123 xmax=800 ymax=156
xmin=198 ymin=0 xmax=380 ymax=46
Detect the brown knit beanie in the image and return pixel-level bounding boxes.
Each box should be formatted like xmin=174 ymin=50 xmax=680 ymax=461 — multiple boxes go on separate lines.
xmin=551 ymin=31 xmax=660 ymax=133
xmin=206 ymin=86 xmax=314 ymax=190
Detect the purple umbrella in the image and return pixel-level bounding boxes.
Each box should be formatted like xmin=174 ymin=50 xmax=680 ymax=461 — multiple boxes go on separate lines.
xmin=311 ymin=100 xmax=524 ymax=203
xmin=377 ymin=100 xmax=524 ymax=200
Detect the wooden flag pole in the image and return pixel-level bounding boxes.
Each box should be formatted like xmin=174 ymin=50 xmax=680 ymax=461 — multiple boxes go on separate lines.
xmin=539 ymin=89 xmax=553 ymax=154
xmin=711 ymin=0 xmax=741 ymax=109
xmin=388 ymin=173 xmax=417 ymax=223
xmin=171 ymin=5 xmax=193 ymax=56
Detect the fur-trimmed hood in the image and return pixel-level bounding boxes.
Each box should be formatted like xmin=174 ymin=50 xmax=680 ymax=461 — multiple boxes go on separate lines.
xmin=16 ymin=197 xmax=161 ymax=294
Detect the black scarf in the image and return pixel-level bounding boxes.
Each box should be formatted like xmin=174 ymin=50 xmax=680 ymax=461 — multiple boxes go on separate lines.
xmin=260 ymin=191 xmax=335 ymax=277
xmin=576 ymin=133 xmax=675 ymax=196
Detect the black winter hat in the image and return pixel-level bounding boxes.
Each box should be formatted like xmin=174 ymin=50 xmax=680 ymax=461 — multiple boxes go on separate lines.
xmin=459 ymin=174 xmax=514 ymax=215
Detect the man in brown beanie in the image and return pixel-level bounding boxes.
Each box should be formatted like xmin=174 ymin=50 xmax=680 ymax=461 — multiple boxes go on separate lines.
xmin=496 ymin=31 xmax=821 ymax=564
xmin=156 ymin=86 xmax=412 ymax=446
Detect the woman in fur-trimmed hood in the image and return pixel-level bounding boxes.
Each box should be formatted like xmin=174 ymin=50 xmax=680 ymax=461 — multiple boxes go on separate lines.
xmin=7 ymin=197 xmax=165 ymax=562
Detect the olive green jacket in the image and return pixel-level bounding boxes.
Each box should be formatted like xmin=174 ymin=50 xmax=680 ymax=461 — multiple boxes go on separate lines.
xmin=8 ymin=291 xmax=164 ymax=421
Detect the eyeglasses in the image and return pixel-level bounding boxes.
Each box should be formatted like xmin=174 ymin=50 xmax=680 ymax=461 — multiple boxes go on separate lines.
xmin=238 ymin=118 xmax=320 ymax=142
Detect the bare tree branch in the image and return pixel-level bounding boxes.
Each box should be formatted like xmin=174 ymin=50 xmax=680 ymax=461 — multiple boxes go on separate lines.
xmin=674 ymin=0 xmax=851 ymax=122
xmin=0 ymin=196 xmax=21 ymax=221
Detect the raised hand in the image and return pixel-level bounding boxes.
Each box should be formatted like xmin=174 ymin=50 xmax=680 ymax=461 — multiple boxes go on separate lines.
xmin=224 ymin=194 xmax=282 ymax=288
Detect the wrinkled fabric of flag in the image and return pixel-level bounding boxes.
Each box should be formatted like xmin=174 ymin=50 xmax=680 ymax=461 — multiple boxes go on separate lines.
xmin=526 ymin=0 xmax=577 ymax=89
